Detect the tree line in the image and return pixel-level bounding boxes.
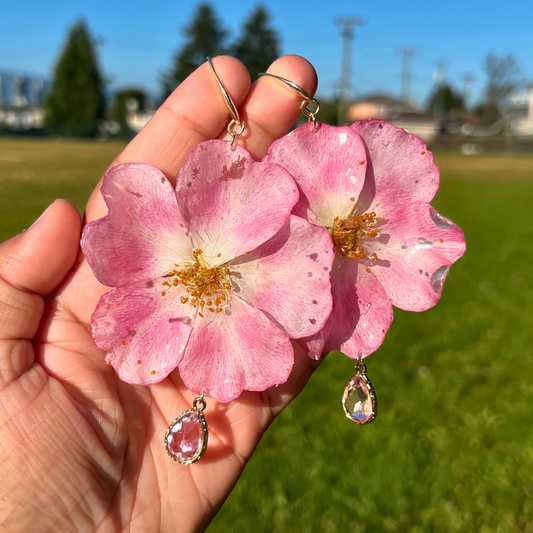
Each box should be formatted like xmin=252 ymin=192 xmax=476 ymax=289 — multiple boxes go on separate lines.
xmin=45 ymin=3 xmax=280 ymax=137
xmin=427 ymin=53 xmax=521 ymax=126
xmin=44 ymin=2 xmax=521 ymax=137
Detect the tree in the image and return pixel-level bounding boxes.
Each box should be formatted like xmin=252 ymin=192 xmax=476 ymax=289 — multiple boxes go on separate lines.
xmin=484 ymin=53 xmax=520 ymax=108
xmin=113 ymin=89 xmax=148 ymax=137
xmin=45 ymin=20 xmax=105 ymax=136
xmin=473 ymin=101 xmax=502 ymax=126
xmin=163 ymin=3 xmax=228 ymax=94
xmin=473 ymin=53 xmax=520 ymax=126
xmin=427 ymin=84 xmax=465 ymax=117
xmin=233 ymin=5 xmax=280 ymax=81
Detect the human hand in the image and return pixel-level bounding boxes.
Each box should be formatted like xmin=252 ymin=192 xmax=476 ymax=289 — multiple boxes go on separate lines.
xmin=0 ymin=56 xmax=319 ymax=533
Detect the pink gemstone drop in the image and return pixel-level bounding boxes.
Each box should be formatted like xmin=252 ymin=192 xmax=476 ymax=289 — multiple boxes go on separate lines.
xmin=166 ymin=412 xmax=205 ymax=463
xmin=342 ymin=374 xmax=375 ymax=424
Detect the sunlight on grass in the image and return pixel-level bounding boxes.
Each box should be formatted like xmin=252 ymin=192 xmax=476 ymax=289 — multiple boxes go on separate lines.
xmin=0 ymin=138 xmax=126 ymax=241
xmin=0 ymin=139 xmax=532 ymax=532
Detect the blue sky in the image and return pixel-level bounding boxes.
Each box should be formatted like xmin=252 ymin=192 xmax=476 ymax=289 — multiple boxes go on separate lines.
xmin=1 ymin=0 xmax=532 ymax=108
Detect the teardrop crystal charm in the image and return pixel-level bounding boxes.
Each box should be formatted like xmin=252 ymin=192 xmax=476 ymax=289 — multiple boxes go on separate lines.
xmin=165 ymin=394 xmax=208 ymax=464
xmin=342 ymin=359 xmax=377 ymax=424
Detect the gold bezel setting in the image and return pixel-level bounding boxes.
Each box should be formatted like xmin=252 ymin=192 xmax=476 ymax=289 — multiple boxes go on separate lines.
xmin=164 ymin=404 xmax=209 ymax=465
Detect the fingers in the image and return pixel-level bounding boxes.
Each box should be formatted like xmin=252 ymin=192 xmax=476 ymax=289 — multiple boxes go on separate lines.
xmin=113 ymin=56 xmax=251 ymax=178
xmin=113 ymin=55 xmax=317 ymax=173
xmin=225 ymin=55 xmax=318 ymax=160
xmin=0 ymin=200 xmax=80 ymax=384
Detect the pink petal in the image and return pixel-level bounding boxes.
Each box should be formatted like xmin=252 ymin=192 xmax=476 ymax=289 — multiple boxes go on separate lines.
xmin=365 ymin=202 xmax=466 ymax=311
xmin=306 ymin=330 xmax=327 ymax=360
xmin=265 ymin=122 xmax=367 ymax=227
xmin=176 ymin=140 xmax=299 ymax=265
xmin=82 ymin=163 xmax=192 ymax=287
xmin=230 ymin=215 xmax=334 ymax=338
xmin=178 ymin=297 xmax=294 ymax=403
xmin=92 ymin=280 xmax=192 ymax=384
xmin=351 ymin=120 xmax=440 ymax=215
xmin=316 ymin=257 xmax=393 ymax=358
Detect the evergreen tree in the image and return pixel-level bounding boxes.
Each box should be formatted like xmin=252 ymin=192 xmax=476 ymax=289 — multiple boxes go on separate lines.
xmin=45 ymin=20 xmax=105 ymax=136
xmin=163 ymin=3 xmax=228 ymax=93
xmin=233 ymin=5 xmax=280 ymax=81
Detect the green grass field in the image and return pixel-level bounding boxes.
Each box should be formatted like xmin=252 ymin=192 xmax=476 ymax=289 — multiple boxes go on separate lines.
xmin=1 ymin=139 xmax=532 ymax=532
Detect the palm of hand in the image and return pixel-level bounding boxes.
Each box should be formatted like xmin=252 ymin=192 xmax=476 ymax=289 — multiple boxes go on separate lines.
xmin=0 ymin=56 xmax=319 ymax=533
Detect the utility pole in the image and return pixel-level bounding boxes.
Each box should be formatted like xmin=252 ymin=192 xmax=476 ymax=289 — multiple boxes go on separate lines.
xmin=399 ymin=47 xmax=417 ymax=111
xmin=432 ymin=59 xmax=448 ymax=118
xmin=434 ymin=59 xmax=448 ymax=86
xmin=335 ymin=17 xmax=364 ymax=126
xmin=95 ymin=35 xmax=105 ymax=73
xmin=462 ymin=74 xmax=475 ymax=111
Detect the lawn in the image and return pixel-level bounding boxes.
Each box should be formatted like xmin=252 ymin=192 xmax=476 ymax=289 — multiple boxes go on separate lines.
xmin=1 ymin=139 xmax=532 ymax=532
xmin=0 ymin=138 xmax=126 ymax=241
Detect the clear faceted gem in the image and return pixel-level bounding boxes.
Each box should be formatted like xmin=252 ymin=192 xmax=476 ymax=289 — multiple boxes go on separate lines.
xmin=342 ymin=374 xmax=376 ymax=424
xmin=165 ymin=411 xmax=206 ymax=463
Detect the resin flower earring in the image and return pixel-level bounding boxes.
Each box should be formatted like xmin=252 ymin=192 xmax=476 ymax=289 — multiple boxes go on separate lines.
xmin=259 ymin=72 xmax=465 ymax=425
xmin=81 ymin=59 xmax=335 ymax=464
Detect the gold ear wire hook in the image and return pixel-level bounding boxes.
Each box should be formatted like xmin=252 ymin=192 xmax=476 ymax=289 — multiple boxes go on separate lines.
xmin=257 ymin=72 xmax=320 ymax=130
xmin=206 ymin=57 xmax=245 ymax=147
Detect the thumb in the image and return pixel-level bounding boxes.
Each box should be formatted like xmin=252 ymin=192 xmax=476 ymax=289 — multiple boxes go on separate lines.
xmin=0 ymin=200 xmax=81 ymax=389
xmin=0 ymin=199 xmax=81 ymax=386
xmin=0 ymin=199 xmax=81 ymax=297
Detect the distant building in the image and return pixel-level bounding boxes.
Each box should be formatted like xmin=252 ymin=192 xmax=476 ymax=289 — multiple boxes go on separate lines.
xmin=347 ymin=94 xmax=402 ymax=122
xmin=124 ymin=95 xmax=155 ymax=133
xmin=0 ymin=72 xmax=48 ymax=108
xmin=0 ymin=71 xmax=48 ymax=131
xmin=347 ymin=94 xmax=439 ymax=143
xmin=505 ymin=85 xmax=533 ymax=136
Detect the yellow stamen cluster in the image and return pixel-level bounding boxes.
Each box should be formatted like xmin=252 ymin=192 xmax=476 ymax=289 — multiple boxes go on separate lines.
xmin=161 ymin=249 xmax=231 ymax=317
xmin=329 ymin=212 xmax=381 ymax=260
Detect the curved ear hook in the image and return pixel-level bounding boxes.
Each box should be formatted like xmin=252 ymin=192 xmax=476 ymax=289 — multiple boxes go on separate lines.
xmin=258 ymin=72 xmax=320 ymax=129
xmin=207 ymin=57 xmax=246 ymax=147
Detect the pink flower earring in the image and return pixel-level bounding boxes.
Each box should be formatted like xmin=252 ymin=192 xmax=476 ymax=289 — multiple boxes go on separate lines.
xmin=81 ymin=58 xmax=335 ymax=464
xmin=259 ymin=72 xmax=466 ymax=424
